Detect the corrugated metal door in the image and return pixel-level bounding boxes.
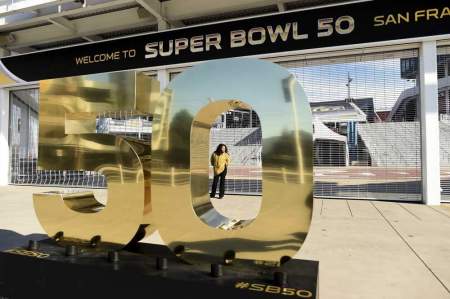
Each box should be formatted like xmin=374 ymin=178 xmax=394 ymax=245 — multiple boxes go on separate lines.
xmin=279 ymin=49 xmax=422 ymax=201
xmin=438 ymin=45 xmax=450 ymax=203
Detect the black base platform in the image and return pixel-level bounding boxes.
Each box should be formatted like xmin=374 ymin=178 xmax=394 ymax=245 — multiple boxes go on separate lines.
xmin=0 ymin=239 xmax=318 ymax=299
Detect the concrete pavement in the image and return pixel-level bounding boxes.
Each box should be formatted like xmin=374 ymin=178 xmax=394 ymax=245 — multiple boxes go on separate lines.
xmin=0 ymin=186 xmax=449 ymax=298
xmin=299 ymin=199 xmax=450 ymax=299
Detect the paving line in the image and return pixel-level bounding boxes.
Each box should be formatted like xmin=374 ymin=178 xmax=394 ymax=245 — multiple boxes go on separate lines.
xmin=370 ymin=201 xmax=450 ymax=294
xmin=345 ymin=200 xmax=353 ymax=217
xmin=320 ymin=199 xmax=324 ymax=216
xmin=428 ymin=206 xmax=450 ymax=219
xmin=397 ymin=203 xmax=422 ymax=221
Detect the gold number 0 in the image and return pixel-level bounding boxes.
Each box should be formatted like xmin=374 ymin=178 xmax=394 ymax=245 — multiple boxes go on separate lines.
xmin=34 ymin=72 xmax=159 ymax=246
xmin=151 ymin=58 xmax=313 ymax=264
xmin=33 ymin=58 xmax=313 ymax=264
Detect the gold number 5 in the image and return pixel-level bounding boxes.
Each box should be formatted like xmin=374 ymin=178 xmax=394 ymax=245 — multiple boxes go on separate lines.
xmin=34 ymin=72 xmax=159 ymax=247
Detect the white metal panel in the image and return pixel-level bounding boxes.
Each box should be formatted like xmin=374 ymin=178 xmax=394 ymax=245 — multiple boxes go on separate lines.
xmin=280 ymin=49 xmax=422 ymax=201
xmin=420 ymin=41 xmax=440 ymax=205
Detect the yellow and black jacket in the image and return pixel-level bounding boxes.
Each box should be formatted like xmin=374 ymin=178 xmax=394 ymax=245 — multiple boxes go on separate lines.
xmin=210 ymin=152 xmax=231 ymax=175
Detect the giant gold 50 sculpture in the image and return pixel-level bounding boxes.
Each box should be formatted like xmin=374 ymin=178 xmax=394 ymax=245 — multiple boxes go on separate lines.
xmin=33 ymin=58 xmax=313 ymax=265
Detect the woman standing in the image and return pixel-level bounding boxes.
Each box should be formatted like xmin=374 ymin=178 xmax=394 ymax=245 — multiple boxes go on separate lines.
xmin=210 ymin=144 xmax=231 ymax=199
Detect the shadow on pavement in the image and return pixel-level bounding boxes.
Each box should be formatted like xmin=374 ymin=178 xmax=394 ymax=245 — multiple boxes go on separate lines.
xmin=0 ymin=229 xmax=47 ymax=251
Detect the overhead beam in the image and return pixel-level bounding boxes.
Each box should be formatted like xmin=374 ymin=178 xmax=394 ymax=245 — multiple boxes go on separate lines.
xmin=163 ymin=0 xmax=302 ymax=21
xmin=135 ymin=0 xmax=183 ymax=30
xmin=135 ymin=0 xmax=164 ymax=20
xmin=0 ymin=0 xmax=137 ymax=32
xmin=0 ymin=0 xmax=75 ymax=18
xmin=83 ymin=35 xmax=103 ymax=42
xmin=48 ymin=16 xmax=76 ymax=32
xmin=163 ymin=0 xmax=277 ymax=21
xmin=5 ymin=7 xmax=156 ymax=49
xmin=0 ymin=33 xmax=15 ymax=46
xmin=0 ymin=0 xmax=302 ymax=34
xmin=0 ymin=46 xmax=10 ymax=56
xmin=0 ymin=0 xmax=310 ymax=50
xmin=157 ymin=18 xmax=169 ymax=30
xmin=136 ymin=3 xmax=185 ymax=30
xmin=168 ymin=20 xmax=184 ymax=28
xmin=49 ymin=16 xmax=104 ymax=43
xmin=12 ymin=46 xmax=36 ymax=53
xmin=277 ymin=1 xmax=286 ymax=12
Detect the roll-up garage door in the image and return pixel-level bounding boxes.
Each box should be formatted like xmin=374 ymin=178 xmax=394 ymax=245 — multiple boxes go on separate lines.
xmin=438 ymin=45 xmax=450 ymax=203
xmin=279 ymin=49 xmax=422 ymax=201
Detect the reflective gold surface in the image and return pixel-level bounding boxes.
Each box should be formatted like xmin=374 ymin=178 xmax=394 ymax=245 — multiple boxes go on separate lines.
xmin=34 ymin=71 xmax=159 ymax=248
xmin=151 ymin=58 xmax=313 ymax=264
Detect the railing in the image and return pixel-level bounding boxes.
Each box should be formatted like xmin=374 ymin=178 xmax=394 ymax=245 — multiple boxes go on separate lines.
xmin=9 ymin=148 xmax=106 ymax=188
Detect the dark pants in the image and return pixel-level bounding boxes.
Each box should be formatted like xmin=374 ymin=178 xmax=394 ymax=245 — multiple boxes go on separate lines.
xmin=210 ymin=167 xmax=227 ymax=198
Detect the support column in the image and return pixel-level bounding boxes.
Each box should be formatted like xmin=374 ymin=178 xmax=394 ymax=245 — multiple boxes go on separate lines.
xmin=157 ymin=69 xmax=169 ymax=90
xmin=0 ymin=47 xmax=10 ymax=185
xmin=0 ymin=88 xmax=9 ymax=185
xmin=420 ymin=40 xmax=440 ymax=205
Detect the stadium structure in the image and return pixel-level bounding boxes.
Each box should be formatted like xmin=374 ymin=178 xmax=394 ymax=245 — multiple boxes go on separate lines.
xmin=6 ymin=53 xmax=450 ymax=202
xmin=0 ymin=0 xmax=447 ymax=205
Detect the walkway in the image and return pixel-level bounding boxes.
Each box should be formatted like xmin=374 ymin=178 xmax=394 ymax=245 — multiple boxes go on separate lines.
xmin=0 ymin=186 xmax=449 ymax=298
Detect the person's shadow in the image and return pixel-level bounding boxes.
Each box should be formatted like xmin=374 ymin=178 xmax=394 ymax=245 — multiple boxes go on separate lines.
xmin=0 ymin=229 xmax=47 ymax=251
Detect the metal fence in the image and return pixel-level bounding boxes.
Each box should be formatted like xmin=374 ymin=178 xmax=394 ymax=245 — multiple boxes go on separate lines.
xmin=438 ymin=46 xmax=450 ymax=202
xmin=9 ymin=49 xmax=435 ymax=201
xmin=9 ymin=147 xmax=107 ymax=187
xmin=8 ymin=95 xmax=151 ymax=188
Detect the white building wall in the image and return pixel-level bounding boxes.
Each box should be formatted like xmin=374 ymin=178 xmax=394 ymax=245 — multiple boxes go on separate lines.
xmin=420 ymin=41 xmax=441 ymax=205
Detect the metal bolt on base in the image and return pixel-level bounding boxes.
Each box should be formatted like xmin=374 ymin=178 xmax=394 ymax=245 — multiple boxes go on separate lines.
xmin=107 ymin=251 xmax=120 ymax=263
xmin=28 ymin=240 xmax=39 ymax=251
xmin=65 ymin=245 xmax=78 ymax=256
xmin=156 ymin=257 xmax=168 ymax=270
xmin=274 ymin=271 xmax=288 ymax=287
xmin=211 ymin=264 xmax=223 ymax=277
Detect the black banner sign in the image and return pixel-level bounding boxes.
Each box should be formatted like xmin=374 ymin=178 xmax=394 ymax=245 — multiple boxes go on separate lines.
xmin=1 ymin=0 xmax=449 ymax=81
